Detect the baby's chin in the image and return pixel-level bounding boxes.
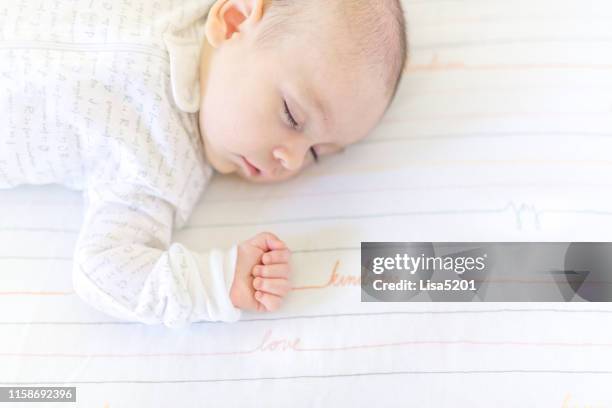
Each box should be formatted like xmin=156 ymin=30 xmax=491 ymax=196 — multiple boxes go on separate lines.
xmin=233 ymin=168 xmax=301 ymax=185
xmin=213 ymin=164 xmax=238 ymax=175
xmin=235 ymin=171 xmax=274 ymax=184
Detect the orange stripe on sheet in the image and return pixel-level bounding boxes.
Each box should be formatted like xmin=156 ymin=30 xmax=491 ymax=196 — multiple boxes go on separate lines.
xmin=3 ymin=329 xmax=612 ymax=359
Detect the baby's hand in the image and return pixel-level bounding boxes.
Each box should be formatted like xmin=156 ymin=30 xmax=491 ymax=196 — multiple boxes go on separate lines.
xmin=229 ymin=232 xmax=292 ymax=313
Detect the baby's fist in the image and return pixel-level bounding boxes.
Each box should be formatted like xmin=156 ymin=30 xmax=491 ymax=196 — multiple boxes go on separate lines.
xmin=230 ymin=232 xmax=292 ymax=313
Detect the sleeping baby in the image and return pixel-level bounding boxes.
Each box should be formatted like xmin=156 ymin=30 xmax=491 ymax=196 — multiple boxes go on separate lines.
xmin=0 ymin=0 xmax=407 ymax=328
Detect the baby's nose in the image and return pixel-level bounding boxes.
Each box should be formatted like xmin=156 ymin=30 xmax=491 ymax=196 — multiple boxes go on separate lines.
xmin=273 ymin=144 xmax=308 ymax=172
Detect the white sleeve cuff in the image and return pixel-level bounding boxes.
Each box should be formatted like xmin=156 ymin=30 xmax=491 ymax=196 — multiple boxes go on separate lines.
xmin=177 ymin=243 xmax=242 ymax=323
xmin=207 ymin=244 xmax=242 ymax=322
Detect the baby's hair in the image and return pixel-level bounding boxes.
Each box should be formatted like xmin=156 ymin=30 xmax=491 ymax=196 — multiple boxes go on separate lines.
xmin=252 ymin=0 xmax=409 ymax=112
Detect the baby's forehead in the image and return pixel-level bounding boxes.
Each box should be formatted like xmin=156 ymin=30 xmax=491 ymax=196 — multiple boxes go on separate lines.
xmin=259 ymin=6 xmax=391 ymax=142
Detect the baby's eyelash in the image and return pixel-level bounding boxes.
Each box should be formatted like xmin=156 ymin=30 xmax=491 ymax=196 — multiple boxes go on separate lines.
xmin=310 ymin=147 xmax=319 ymax=163
xmin=282 ymin=99 xmax=317 ymax=163
xmin=283 ymin=100 xmax=299 ymax=129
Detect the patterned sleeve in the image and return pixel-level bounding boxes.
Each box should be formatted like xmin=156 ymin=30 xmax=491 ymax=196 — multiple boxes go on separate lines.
xmin=71 ymin=180 xmax=242 ymax=328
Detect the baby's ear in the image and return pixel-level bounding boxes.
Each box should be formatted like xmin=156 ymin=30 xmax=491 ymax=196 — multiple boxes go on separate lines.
xmin=205 ymin=0 xmax=264 ymax=47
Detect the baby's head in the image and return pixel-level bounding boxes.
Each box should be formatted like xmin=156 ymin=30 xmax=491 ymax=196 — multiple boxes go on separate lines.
xmin=198 ymin=0 xmax=407 ymax=183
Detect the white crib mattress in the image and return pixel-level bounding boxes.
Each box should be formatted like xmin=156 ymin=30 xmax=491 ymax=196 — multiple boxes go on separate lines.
xmin=2 ymin=0 xmax=612 ymax=406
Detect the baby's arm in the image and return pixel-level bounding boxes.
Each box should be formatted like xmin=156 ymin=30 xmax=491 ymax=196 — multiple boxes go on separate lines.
xmin=72 ymin=180 xmax=287 ymax=328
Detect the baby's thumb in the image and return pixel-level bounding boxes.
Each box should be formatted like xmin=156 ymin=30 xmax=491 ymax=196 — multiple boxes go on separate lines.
xmin=250 ymin=232 xmax=286 ymax=252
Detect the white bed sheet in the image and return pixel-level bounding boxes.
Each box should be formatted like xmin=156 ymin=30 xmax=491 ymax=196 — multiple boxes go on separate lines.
xmin=2 ymin=0 xmax=612 ymax=406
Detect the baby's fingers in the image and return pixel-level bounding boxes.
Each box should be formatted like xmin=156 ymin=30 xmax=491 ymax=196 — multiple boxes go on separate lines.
xmin=253 ymin=277 xmax=291 ymax=297
xmin=262 ymin=249 xmax=291 ymax=265
xmin=253 ymin=264 xmax=290 ymax=279
xmin=255 ymin=291 xmax=283 ymax=312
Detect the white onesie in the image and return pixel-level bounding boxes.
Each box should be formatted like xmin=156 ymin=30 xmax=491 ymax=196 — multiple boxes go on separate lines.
xmin=0 ymin=0 xmax=242 ymax=328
